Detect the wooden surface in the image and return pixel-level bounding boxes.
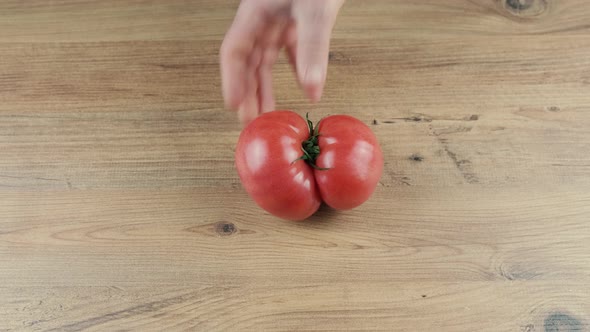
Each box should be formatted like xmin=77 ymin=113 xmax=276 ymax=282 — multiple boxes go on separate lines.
xmin=1 ymin=0 xmax=589 ymax=331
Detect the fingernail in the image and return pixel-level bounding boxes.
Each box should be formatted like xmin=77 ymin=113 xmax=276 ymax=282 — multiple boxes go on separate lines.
xmin=305 ymin=65 xmax=324 ymax=85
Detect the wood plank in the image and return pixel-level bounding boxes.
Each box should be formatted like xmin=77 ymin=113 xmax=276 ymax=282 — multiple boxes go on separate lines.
xmin=1 ymin=282 xmax=588 ymax=331
xmin=1 ymin=188 xmax=589 ymax=286
xmin=0 ymin=0 xmax=589 ymax=43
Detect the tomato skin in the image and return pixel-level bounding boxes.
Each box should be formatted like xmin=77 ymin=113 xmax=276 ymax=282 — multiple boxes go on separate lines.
xmin=314 ymin=115 xmax=383 ymax=210
xmin=235 ymin=111 xmax=321 ymax=221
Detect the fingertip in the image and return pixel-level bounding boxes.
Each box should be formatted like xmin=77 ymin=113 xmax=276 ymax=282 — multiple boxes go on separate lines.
xmin=238 ymin=109 xmax=256 ymax=127
xmin=238 ymin=96 xmax=259 ymax=127
xmin=260 ymin=96 xmax=275 ymax=113
xmin=305 ymin=84 xmax=323 ymax=103
xmin=262 ymin=103 xmax=275 ymax=113
xmin=295 ymin=63 xmax=325 ymax=103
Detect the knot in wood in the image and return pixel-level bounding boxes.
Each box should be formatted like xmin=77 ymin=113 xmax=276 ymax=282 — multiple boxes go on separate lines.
xmin=215 ymin=222 xmax=237 ymax=236
xmin=544 ymin=313 xmax=584 ymax=332
xmin=409 ymin=154 xmax=424 ymax=162
xmin=503 ymin=0 xmax=548 ymax=17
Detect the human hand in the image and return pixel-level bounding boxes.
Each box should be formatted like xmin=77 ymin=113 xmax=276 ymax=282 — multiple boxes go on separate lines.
xmin=220 ymin=0 xmax=344 ymax=125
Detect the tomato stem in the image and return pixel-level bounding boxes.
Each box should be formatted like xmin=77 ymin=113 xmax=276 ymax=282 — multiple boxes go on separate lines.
xmin=293 ymin=113 xmax=329 ymax=170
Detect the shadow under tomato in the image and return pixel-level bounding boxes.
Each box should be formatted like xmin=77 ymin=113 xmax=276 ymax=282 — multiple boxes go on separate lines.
xmin=302 ymin=204 xmax=340 ymax=223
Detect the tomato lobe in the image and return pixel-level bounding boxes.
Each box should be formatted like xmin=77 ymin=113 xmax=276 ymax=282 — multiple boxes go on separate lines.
xmin=315 ymin=115 xmax=383 ymax=210
xmin=235 ymin=111 xmax=321 ymax=220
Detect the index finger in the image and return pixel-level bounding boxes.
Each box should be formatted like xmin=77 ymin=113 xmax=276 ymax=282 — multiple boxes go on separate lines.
xmin=220 ymin=2 xmax=266 ymax=110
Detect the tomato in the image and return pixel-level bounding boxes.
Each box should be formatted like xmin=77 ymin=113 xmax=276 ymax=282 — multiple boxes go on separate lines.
xmin=235 ymin=110 xmax=383 ymax=221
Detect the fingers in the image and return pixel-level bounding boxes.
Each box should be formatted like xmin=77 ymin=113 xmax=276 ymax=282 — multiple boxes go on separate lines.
xmin=239 ymin=22 xmax=282 ymax=124
xmin=238 ymin=47 xmax=262 ymax=126
xmin=283 ymin=22 xmax=298 ymax=73
xmin=220 ymin=2 xmax=265 ymax=110
xmin=238 ymin=86 xmax=259 ymax=125
xmin=292 ymin=0 xmax=343 ymax=102
xmin=258 ymin=48 xmax=279 ymax=114
xmin=223 ymin=0 xmax=343 ymax=124
xmin=257 ymin=21 xmax=284 ymax=114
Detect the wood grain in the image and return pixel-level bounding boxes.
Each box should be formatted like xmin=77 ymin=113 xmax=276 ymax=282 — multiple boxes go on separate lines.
xmin=1 ymin=0 xmax=589 ymax=331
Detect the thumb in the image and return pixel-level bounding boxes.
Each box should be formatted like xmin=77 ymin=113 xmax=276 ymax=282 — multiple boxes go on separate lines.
xmin=293 ymin=0 xmax=343 ymax=102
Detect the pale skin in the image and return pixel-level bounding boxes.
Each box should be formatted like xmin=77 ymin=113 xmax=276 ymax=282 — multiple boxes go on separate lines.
xmin=220 ymin=0 xmax=345 ymax=125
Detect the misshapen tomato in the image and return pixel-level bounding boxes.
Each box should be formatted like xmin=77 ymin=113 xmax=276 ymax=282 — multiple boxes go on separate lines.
xmin=235 ymin=111 xmax=383 ymax=221
xmin=314 ymin=115 xmax=383 ymax=210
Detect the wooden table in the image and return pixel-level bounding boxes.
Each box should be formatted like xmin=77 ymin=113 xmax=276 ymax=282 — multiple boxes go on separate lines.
xmin=1 ymin=1 xmax=589 ymax=331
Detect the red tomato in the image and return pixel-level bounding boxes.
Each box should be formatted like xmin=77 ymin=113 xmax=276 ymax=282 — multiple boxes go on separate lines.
xmin=235 ymin=111 xmax=383 ymax=220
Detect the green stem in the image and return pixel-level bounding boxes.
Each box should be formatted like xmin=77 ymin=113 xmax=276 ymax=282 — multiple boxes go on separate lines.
xmin=292 ymin=113 xmax=329 ymax=170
